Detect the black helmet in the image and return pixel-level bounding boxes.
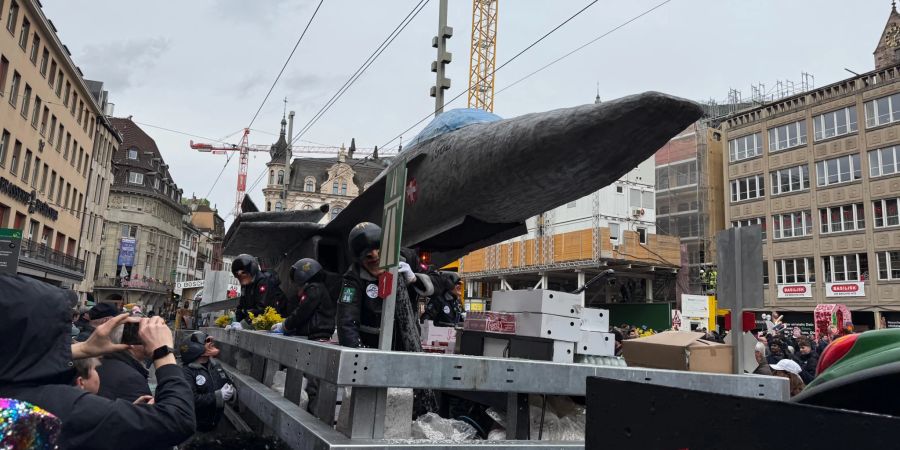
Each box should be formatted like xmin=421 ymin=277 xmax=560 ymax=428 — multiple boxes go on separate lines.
xmin=290 ymin=258 xmax=322 ymax=286
xmin=348 ymin=222 xmax=382 ymax=261
xmin=443 ymin=271 xmax=461 ymax=286
xmin=231 ymin=254 xmax=259 ymax=278
xmin=180 ymin=331 xmax=211 ymax=364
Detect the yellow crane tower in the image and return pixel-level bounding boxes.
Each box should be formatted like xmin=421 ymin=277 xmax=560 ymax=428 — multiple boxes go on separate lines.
xmin=467 ymin=0 xmax=499 ymax=112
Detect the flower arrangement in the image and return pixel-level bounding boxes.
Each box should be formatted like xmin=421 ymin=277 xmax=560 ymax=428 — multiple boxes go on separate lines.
xmin=248 ymin=307 xmax=283 ymax=331
xmin=214 ymin=314 xmax=233 ymax=328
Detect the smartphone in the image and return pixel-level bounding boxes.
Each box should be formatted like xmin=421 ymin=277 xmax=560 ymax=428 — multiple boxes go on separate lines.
xmin=121 ymin=322 xmax=142 ymax=346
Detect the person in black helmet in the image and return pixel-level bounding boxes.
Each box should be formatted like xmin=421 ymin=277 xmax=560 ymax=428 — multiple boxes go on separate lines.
xmin=180 ymin=331 xmax=235 ymax=435
xmin=271 ymin=258 xmax=341 ymax=341
xmin=230 ymin=253 xmax=287 ymax=328
xmin=422 ymin=271 xmax=464 ymax=327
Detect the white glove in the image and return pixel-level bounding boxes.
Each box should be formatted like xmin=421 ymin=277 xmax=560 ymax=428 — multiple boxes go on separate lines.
xmin=271 ymin=322 xmax=284 ymax=333
xmin=229 ymin=321 xmax=243 ymax=331
xmin=398 ymin=261 xmax=416 ymax=283
xmin=220 ymin=383 xmax=235 ymax=402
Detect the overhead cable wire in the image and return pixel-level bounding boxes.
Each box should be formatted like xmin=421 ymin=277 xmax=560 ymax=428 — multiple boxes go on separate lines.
xmin=291 ymin=0 xmax=430 ymax=144
xmin=496 ymin=0 xmax=675 ymax=96
xmin=378 ymin=0 xmax=601 ymax=150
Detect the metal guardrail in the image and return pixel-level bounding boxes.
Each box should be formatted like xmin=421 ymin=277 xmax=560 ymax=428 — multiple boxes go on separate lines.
xmin=18 ymin=238 xmax=84 ymax=273
xmin=205 ymin=328 xmax=789 ymax=449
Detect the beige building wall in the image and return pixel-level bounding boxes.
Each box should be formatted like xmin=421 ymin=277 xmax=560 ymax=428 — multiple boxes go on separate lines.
xmin=722 ymin=65 xmax=900 ymax=314
xmin=0 ymin=0 xmax=101 ymax=285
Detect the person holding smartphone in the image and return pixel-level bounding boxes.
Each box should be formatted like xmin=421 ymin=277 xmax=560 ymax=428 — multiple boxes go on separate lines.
xmin=0 ymin=274 xmax=195 ymax=449
xmin=95 ymin=314 xmax=155 ymax=403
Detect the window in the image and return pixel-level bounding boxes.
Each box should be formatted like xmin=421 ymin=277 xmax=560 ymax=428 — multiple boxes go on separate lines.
xmin=817 ymin=203 xmax=864 ymax=234
xmin=330 ymin=206 xmax=343 ymax=220
xmin=823 ymin=254 xmax=868 ymax=282
xmin=340 ymin=182 xmax=347 ymax=196
xmin=20 ymin=83 xmax=32 ymax=119
xmin=31 ymin=157 xmax=38 ymax=187
xmin=29 ymin=34 xmax=38 ymax=63
xmin=274 ymin=201 xmax=283 ymax=212
xmin=332 ymin=181 xmax=339 ymax=194
xmin=40 ymin=163 xmax=47 ymax=192
xmin=6 ymin=1 xmax=19 ymax=34
xmin=732 ymin=217 xmax=767 ymax=239
xmin=873 ymin=198 xmax=900 ymax=228
xmin=728 ymin=132 xmax=762 ymax=162
xmin=268 ymin=170 xmax=274 ymax=185
xmin=127 ymin=148 xmax=138 ymax=160
xmin=30 ymin=96 xmax=40 ymax=127
xmin=0 ymin=56 xmax=8 ymax=96
xmin=127 ymin=172 xmax=143 ymax=185
xmin=770 ymin=165 xmax=810 ymax=195
xmin=868 ymin=146 xmax=900 ymax=178
xmin=303 ymin=177 xmax=314 ymax=192
xmin=17 ymin=18 xmax=28 ymax=49
xmin=816 ymin=154 xmax=861 ymax=187
xmin=813 ymin=107 xmax=858 ymax=141
xmin=21 ymin=149 xmax=30 ymax=182
xmin=48 ymin=171 xmax=55 ymax=198
xmin=763 ymin=262 xmax=769 ymax=285
xmin=637 ymin=227 xmax=647 ymax=244
xmin=9 ymin=140 xmax=20 ymax=175
xmin=775 ymin=258 xmax=814 ymax=284
xmin=39 ymin=106 xmax=47 ymax=135
xmin=609 ymin=222 xmax=621 ymax=241
xmin=71 ymin=93 xmax=77 ymax=115
xmin=48 ymin=115 xmax=56 ymax=141
xmin=0 ymin=130 xmax=8 ymax=167
xmin=55 ymin=124 xmax=62 ymax=150
xmin=77 ymin=101 xmax=83 ymax=125
xmin=616 ymin=185 xmax=623 ymax=194
xmin=8 ymin=71 xmax=20 ymax=106
xmin=63 ymin=81 xmax=70 ymax=107
xmin=64 ymin=133 xmax=70 ymax=159
xmin=877 ymin=251 xmax=900 ymax=280
xmin=55 ymin=177 xmax=61 ymax=204
xmin=772 ymin=210 xmax=812 ymax=239
xmin=121 ymin=224 xmax=137 ymax=238
xmin=277 ymin=170 xmax=284 ymax=184
xmin=768 ymin=120 xmax=807 ymax=152
xmin=47 ymin=60 xmax=56 ymax=86
xmin=153 ymin=177 xmax=160 ymax=189
xmin=864 ymin=93 xmax=900 ymax=128
xmin=54 ymin=71 xmax=62 ymax=96
xmin=730 ymin=174 xmax=765 ymax=202
xmin=39 ymin=49 xmax=48 ymax=76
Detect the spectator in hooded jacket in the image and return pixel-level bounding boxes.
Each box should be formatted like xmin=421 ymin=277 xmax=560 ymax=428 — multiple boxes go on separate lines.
xmin=0 ymin=275 xmax=196 ymax=449
xmin=795 ymin=338 xmax=819 ymax=384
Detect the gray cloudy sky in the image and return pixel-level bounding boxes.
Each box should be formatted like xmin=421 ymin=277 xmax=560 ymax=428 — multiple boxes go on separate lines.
xmin=42 ymin=0 xmax=891 ymax=224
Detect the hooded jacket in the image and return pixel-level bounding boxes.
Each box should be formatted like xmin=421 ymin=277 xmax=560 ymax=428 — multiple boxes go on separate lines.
xmin=0 ymin=275 xmax=195 ymax=449
xmin=283 ymin=270 xmax=342 ymax=340
xmin=96 ymin=350 xmax=152 ymax=403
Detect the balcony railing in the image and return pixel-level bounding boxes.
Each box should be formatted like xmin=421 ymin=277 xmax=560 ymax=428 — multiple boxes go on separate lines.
xmin=94 ymin=276 xmax=171 ymax=293
xmin=19 ymin=238 xmax=84 ymax=273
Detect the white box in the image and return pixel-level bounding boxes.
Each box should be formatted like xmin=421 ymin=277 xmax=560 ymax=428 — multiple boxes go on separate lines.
xmin=552 ymin=340 xmax=575 ymax=363
xmin=575 ymin=330 xmax=615 ymax=356
xmin=491 ymin=289 xmax=580 ymax=318
xmin=512 ymin=312 xmax=582 ymax=342
xmin=577 ymin=306 xmax=610 ymax=332
xmin=420 ymin=320 xmax=457 ymax=345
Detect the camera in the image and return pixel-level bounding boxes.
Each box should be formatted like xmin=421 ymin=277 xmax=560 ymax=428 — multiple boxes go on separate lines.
xmin=112 ymin=322 xmax=143 ymax=346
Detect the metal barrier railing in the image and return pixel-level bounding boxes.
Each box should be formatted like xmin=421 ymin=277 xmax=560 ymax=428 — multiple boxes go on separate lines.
xmin=205 ymin=328 xmax=788 ymax=449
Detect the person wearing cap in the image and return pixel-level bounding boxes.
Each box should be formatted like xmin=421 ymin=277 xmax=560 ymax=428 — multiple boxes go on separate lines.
xmin=272 ymin=258 xmax=341 ymax=340
xmin=230 ymin=253 xmax=287 ymax=329
xmin=180 ymin=331 xmax=235 ymax=434
xmin=769 ymin=359 xmax=806 ymax=397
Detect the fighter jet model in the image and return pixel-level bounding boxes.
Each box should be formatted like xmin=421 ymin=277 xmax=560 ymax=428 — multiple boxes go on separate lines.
xmin=223 ymin=91 xmax=703 ymax=286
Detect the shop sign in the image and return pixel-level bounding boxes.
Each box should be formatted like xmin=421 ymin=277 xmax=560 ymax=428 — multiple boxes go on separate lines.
xmin=826 ymin=282 xmax=865 ymax=297
xmin=777 ymin=284 xmax=812 ymax=298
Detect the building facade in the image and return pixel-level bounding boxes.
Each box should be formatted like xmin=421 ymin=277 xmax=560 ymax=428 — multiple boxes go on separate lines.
xmin=176 ymin=215 xmax=199 ymax=284
xmin=721 ymin=4 xmax=900 ymax=329
xmin=183 ymin=196 xmax=224 ymax=273
xmin=73 ymin=80 xmax=120 ymax=304
xmin=94 ymin=117 xmax=187 ymax=311
xmin=261 ymin=120 xmax=387 ymax=221
xmin=0 ymin=0 xmax=103 ymax=286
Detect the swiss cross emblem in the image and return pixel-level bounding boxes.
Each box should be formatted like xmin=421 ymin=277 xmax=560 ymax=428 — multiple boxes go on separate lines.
xmin=259 ymin=285 xmax=267 ymax=294
xmin=405 ymin=178 xmax=417 ymax=205
xmin=299 ymin=292 xmax=308 ymax=303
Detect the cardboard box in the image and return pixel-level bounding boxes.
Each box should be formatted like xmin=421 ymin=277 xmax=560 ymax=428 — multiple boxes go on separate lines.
xmin=512 ymin=312 xmax=581 ymax=342
xmin=420 ymin=320 xmax=458 ymax=345
xmin=575 ymin=330 xmax=615 ymax=356
xmin=577 ymin=306 xmax=610 ymax=332
xmin=491 ymin=289 xmax=580 ymax=318
xmin=552 ymin=340 xmax=576 ymax=363
xmin=621 ymin=331 xmax=732 ymax=374
xmin=463 ymin=312 xmax=517 ymax=334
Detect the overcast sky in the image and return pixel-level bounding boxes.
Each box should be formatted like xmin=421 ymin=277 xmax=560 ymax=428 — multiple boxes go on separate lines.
xmin=42 ymin=0 xmax=892 ymax=224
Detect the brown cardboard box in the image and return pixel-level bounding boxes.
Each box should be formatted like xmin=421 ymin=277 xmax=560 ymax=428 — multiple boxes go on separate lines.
xmin=621 ymin=331 xmax=733 ymax=374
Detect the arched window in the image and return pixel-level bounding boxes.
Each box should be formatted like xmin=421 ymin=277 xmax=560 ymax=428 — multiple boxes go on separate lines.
xmin=266 ymin=202 xmax=271 ymax=211
xmin=304 ymin=177 xmax=315 ymax=192
xmin=331 ymin=206 xmax=343 ymax=220
xmin=302 ymin=204 xmax=313 ymax=210
xmin=277 ymin=170 xmax=284 ymax=184
xmin=269 ymin=170 xmax=274 ymax=185
xmin=275 ymin=201 xmax=283 ymax=212
xmin=332 ymin=181 xmax=339 ymax=194
xmin=341 ymin=182 xmax=347 ymax=195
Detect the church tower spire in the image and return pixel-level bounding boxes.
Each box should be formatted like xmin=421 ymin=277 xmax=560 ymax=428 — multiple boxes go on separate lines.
xmin=874 ymin=1 xmax=900 ymax=70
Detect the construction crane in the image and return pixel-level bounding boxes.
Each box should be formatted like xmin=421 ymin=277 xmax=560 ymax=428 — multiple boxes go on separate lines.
xmin=190 ymin=128 xmax=253 ymax=218
xmin=467 ymin=0 xmax=499 ymax=112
